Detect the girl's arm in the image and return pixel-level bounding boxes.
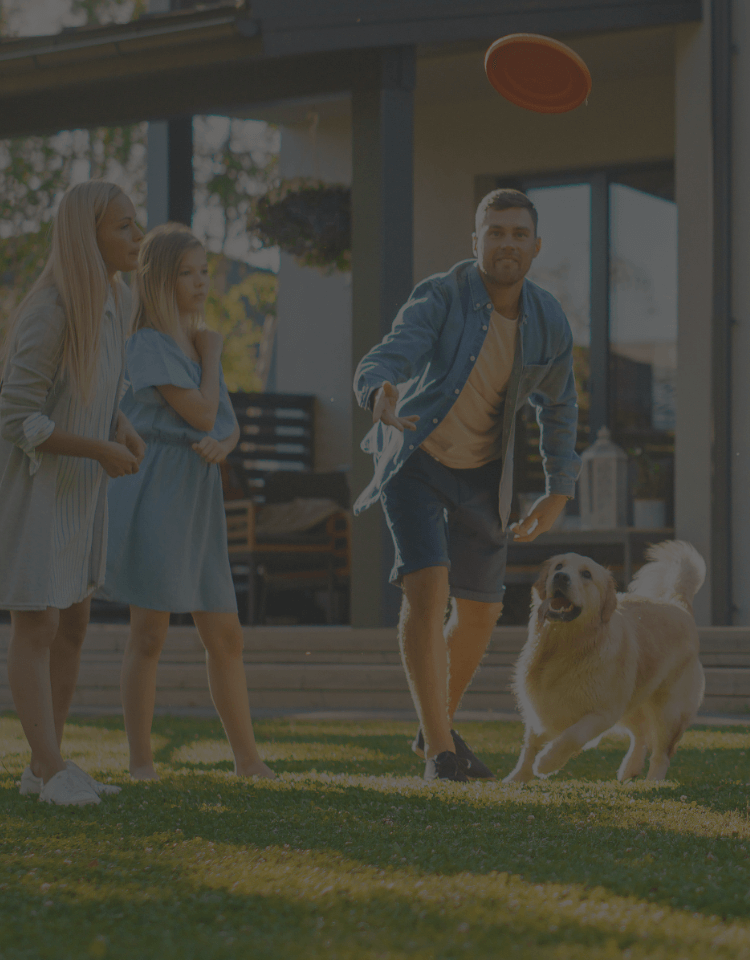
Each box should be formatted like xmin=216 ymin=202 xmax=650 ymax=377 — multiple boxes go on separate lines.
xmin=156 ymin=329 xmax=223 ymax=432
xmin=192 ymin=413 xmax=240 ymax=465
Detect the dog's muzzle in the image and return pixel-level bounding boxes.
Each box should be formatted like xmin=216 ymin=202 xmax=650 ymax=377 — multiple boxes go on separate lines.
xmin=544 ymin=575 xmax=582 ymax=622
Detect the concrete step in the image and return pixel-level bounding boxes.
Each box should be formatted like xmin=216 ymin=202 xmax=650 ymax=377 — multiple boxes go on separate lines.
xmin=1 ymin=625 xmax=749 ymax=716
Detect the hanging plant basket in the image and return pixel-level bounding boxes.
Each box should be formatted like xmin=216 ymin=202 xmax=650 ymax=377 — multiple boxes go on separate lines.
xmin=250 ymin=179 xmax=351 ymax=272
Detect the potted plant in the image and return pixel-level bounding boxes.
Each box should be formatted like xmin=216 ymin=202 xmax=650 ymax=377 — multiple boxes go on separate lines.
xmin=250 ymin=178 xmax=351 ymax=273
xmin=629 ymin=448 xmax=667 ymax=528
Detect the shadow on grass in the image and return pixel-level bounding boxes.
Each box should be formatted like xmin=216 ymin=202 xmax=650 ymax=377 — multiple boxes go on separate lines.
xmin=0 ymin=879 xmax=708 ymax=960
xmin=3 ymin=771 xmax=749 ymax=923
xmin=3 ymin=714 xmax=749 ymax=955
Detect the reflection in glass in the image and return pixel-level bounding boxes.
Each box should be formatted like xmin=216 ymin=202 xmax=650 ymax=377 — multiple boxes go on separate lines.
xmin=527 ymin=184 xmax=591 ymax=426
xmin=609 ymin=183 xmax=677 ymax=521
xmin=514 ymin=184 xmax=591 ymax=504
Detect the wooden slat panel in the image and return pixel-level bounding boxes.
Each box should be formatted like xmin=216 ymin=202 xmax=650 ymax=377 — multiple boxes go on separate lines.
xmin=2 ymin=624 xmax=744 ymax=655
xmin=701 ymin=696 xmax=750 ymax=713
xmin=1 ymin=623 xmax=749 ymax=718
xmin=703 ymin=668 xmax=750 ymax=696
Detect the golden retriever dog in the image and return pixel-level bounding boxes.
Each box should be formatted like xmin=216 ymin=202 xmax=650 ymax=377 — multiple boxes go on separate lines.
xmin=504 ymin=540 xmax=705 ymax=783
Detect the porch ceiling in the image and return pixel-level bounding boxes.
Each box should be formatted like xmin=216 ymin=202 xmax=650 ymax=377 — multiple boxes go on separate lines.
xmin=0 ymin=0 xmax=699 ymax=138
xmin=227 ymin=24 xmax=676 ymax=129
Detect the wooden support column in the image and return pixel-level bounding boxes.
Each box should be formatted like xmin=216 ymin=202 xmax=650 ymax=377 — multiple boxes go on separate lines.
xmin=675 ymin=10 xmax=715 ymax=625
xmin=712 ymin=0 xmax=732 ymax=624
xmin=589 ymin=171 xmax=610 ymax=439
xmin=146 ymin=118 xmax=193 ymax=229
xmin=145 ymin=1 xmax=193 ymax=229
xmin=350 ymin=47 xmax=416 ymax=628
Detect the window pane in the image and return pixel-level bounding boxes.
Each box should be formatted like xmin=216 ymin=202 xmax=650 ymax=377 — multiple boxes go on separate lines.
xmin=516 ymin=184 xmax=591 ymax=499
xmin=526 ymin=184 xmax=591 ymax=344
xmin=526 ymin=183 xmax=591 ymax=425
xmin=609 ymin=183 xmax=677 ymax=523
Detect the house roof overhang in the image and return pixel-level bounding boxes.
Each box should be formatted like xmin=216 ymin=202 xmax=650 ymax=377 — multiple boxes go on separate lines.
xmin=0 ymin=0 xmax=702 ymax=137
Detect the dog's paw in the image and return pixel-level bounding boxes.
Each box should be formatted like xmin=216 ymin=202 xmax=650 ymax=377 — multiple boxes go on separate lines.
xmin=502 ymin=768 xmax=533 ymax=784
xmin=617 ymin=765 xmax=640 ymax=782
xmin=533 ymin=743 xmax=568 ymax=777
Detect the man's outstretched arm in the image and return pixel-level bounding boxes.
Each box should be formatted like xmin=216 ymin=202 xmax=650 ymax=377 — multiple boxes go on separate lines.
xmin=354 ymin=280 xmax=448 ymax=412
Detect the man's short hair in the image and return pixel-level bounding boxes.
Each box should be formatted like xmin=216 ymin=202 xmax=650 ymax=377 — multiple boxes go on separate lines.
xmin=475 ymin=188 xmax=538 ymax=235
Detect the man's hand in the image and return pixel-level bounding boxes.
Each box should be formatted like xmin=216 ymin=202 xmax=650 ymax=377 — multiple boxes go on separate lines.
xmin=115 ymin=411 xmax=146 ymax=465
xmin=372 ymin=382 xmax=420 ymax=433
xmin=509 ymin=493 xmax=569 ymax=542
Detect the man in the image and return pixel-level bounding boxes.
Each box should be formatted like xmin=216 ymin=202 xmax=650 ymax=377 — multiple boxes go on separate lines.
xmin=353 ymin=188 xmax=581 ymax=781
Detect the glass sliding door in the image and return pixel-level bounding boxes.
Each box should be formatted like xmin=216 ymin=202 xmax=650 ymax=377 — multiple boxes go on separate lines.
xmin=516 ymin=184 xmax=592 ymax=498
xmin=609 ymin=182 xmax=677 ymax=524
xmin=526 ymin=183 xmax=592 ymax=427
xmin=482 ymin=165 xmax=676 ymax=525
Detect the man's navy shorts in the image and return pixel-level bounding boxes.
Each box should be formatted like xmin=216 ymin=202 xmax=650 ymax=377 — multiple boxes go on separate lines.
xmin=380 ymin=447 xmax=507 ymax=603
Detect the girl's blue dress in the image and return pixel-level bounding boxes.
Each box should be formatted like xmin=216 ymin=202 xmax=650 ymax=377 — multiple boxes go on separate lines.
xmin=101 ymin=328 xmax=238 ymax=612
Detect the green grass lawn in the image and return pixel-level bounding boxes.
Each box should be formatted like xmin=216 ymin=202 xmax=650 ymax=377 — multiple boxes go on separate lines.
xmin=2 ymin=715 xmax=750 ymax=959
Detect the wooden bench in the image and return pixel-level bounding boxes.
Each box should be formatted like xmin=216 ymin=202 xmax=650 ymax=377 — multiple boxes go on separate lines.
xmin=506 ymin=526 xmax=675 ymax=589
xmin=224 ymin=391 xmax=315 ymax=502
xmin=225 ymin=500 xmax=351 ymax=626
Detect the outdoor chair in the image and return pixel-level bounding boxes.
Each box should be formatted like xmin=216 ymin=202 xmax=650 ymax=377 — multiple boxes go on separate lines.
xmin=224 ymin=471 xmax=351 ymax=625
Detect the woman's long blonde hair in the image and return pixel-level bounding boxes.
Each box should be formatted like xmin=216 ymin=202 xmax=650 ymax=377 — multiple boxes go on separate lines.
xmin=132 ymin=223 xmax=205 ymax=338
xmin=2 ymin=179 xmax=124 ymax=402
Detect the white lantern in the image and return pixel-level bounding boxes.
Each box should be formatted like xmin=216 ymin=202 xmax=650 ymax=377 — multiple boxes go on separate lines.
xmin=578 ymin=426 xmax=628 ymax=529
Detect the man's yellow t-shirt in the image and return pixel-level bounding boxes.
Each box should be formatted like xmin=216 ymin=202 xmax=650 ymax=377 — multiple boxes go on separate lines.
xmin=420 ymin=309 xmax=517 ymax=469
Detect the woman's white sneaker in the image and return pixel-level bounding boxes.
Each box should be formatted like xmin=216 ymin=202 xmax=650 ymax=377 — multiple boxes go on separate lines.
xmin=19 ymin=766 xmax=43 ymax=795
xmin=39 ymin=768 xmax=101 ymax=806
xmin=66 ymin=760 xmax=121 ymax=796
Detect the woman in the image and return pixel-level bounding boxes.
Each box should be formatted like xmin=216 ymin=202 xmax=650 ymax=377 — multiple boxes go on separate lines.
xmin=0 ymin=180 xmax=145 ymax=805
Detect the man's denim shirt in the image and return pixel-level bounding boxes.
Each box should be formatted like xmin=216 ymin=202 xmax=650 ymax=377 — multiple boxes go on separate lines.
xmin=353 ymin=260 xmax=581 ymax=521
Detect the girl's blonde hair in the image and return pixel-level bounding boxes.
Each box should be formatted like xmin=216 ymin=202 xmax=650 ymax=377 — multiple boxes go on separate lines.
xmin=132 ymin=223 xmax=205 ymax=338
xmin=2 ymin=179 xmax=125 ymax=402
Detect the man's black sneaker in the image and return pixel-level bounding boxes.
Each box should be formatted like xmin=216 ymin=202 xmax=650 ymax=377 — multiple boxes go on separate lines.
xmin=412 ymin=728 xmax=495 ymax=780
xmin=424 ymin=750 xmax=470 ymax=782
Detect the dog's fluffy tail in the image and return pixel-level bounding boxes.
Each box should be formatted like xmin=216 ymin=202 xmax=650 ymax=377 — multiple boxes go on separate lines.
xmin=627 ymin=540 xmax=706 ymax=611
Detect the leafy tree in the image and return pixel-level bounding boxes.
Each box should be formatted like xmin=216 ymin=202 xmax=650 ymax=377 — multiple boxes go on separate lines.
xmin=0 ymin=1 xmax=279 ymax=392
xmin=205 ymin=256 xmax=277 ymax=392
xmin=0 ymin=124 xmax=148 ymax=344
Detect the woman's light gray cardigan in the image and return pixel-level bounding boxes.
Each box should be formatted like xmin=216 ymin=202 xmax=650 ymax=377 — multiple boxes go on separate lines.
xmin=0 ymin=286 xmax=128 ymax=610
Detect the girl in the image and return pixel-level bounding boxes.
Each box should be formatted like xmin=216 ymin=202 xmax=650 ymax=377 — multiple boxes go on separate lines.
xmin=101 ymin=222 xmax=274 ymax=781
xmin=0 ymin=180 xmax=145 ymax=805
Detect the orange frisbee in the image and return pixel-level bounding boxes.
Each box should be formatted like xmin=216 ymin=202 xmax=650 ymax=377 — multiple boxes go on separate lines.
xmin=484 ymin=34 xmax=591 ymax=114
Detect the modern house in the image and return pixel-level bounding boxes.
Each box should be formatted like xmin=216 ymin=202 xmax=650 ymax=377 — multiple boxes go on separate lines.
xmin=0 ymin=0 xmax=740 ymax=630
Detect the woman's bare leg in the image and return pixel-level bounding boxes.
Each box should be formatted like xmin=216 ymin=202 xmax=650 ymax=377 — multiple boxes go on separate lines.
xmin=192 ymin=611 xmax=274 ymax=778
xmin=28 ymin=597 xmax=92 ymax=777
xmin=120 ymin=606 xmax=170 ymax=779
xmin=7 ymin=609 xmax=66 ymax=784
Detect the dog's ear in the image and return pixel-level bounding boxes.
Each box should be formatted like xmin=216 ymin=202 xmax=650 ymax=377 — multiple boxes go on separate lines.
xmin=601 ymin=574 xmax=618 ymax=623
xmin=533 ymin=559 xmax=552 ymax=601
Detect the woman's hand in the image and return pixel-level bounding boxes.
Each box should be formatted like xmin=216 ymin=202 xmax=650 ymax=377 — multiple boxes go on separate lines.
xmin=192 ymin=435 xmax=230 ymax=464
xmin=372 ymin=381 xmax=420 ymax=432
xmin=116 ymin=411 xmax=146 ymax=465
xmin=96 ymin=440 xmax=140 ymax=478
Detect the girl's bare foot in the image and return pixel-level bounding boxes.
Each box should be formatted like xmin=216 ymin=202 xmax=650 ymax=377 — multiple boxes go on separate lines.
xmin=130 ymin=765 xmax=159 ymax=780
xmin=235 ymin=760 xmax=276 ymax=779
